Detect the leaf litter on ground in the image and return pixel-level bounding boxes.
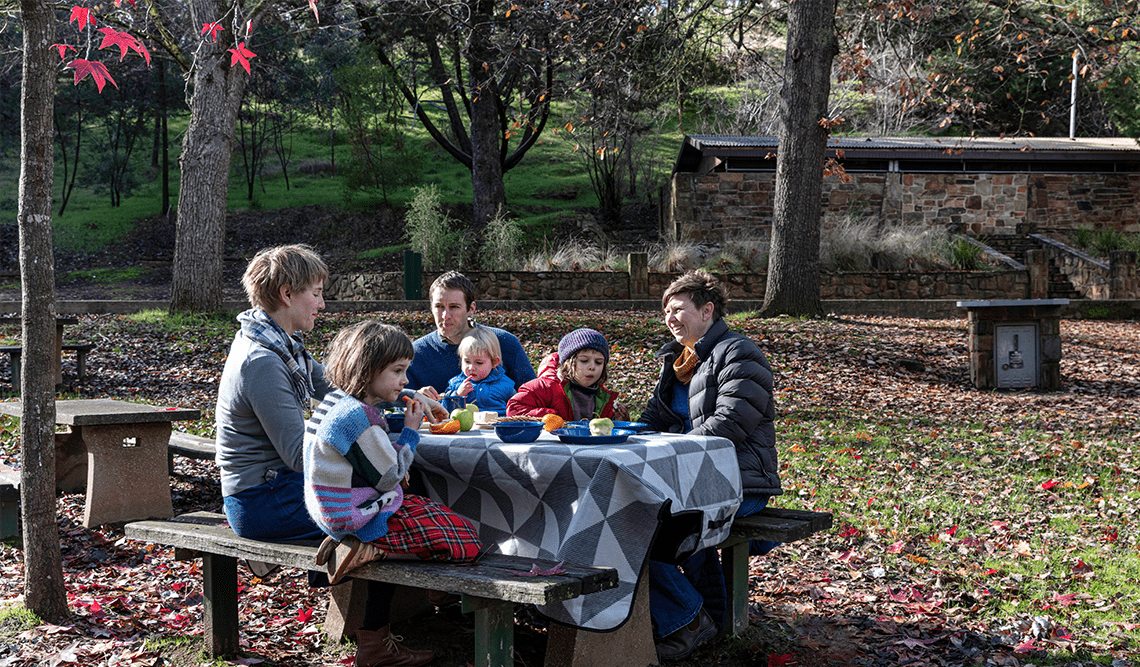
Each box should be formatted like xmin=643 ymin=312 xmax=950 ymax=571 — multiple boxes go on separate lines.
xmin=0 ymin=310 xmax=1137 ymax=666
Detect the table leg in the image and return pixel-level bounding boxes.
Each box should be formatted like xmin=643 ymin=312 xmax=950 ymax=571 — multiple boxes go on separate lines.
xmin=79 ymin=422 xmax=175 ymax=527
xmin=545 ymin=570 xmax=657 ymax=667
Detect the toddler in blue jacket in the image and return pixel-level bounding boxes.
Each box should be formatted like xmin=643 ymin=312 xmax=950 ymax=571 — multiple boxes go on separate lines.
xmin=444 ymin=327 xmax=518 ymax=413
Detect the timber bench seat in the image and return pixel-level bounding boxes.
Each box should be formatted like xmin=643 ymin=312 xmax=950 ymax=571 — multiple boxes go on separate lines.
xmin=124 ymin=511 xmax=619 ymax=667
xmin=716 ymin=506 xmax=834 ymax=635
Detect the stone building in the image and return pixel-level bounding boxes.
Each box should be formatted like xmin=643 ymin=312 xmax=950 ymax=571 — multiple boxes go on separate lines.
xmin=667 ymin=135 xmax=1140 ymax=241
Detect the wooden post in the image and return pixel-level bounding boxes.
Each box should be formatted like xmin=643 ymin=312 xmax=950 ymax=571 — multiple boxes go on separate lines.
xmin=628 ymin=253 xmax=649 ymax=299
xmin=203 ymin=553 xmax=240 ymax=657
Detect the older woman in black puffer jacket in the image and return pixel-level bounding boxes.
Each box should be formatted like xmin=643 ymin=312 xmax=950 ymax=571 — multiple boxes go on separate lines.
xmin=640 ymin=270 xmax=782 ymax=662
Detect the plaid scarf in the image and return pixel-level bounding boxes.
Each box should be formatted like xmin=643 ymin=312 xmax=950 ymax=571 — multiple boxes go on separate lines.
xmin=238 ymin=308 xmax=315 ymax=406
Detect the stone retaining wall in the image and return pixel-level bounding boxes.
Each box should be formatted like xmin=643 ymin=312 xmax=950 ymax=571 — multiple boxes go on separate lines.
xmin=670 ymin=171 xmax=1140 ymax=242
xmin=1031 ymin=235 xmax=1140 ymax=299
xmin=326 ymin=269 xmax=1031 ymax=302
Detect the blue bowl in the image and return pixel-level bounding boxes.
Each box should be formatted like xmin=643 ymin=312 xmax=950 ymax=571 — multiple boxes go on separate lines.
xmin=385 ymin=413 xmax=406 ymax=432
xmin=494 ymin=421 xmax=543 ymax=443
xmin=568 ymin=420 xmax=648 ymax=433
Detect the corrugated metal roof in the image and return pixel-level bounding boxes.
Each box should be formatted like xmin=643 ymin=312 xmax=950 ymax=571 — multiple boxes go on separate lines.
xmin=686 ymin=135 xmax=1140 ymax=152
xmin=674 ymin=135 xmax=1140 ymax=173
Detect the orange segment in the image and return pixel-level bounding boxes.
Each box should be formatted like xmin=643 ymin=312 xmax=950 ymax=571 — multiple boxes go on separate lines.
xmin=429 ymin=419 xmax=462 ymax=435
xmin=541 ymin=414 xmax=564 ymax=432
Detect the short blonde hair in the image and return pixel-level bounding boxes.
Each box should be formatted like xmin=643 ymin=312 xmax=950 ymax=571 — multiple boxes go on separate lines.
xmin=242 ymin=244 xmax=329 ymax=312
xmin=458 ymin=327 xmax=502 ymax=363
xmin=324 ymin=320 xmax=414 ymax=399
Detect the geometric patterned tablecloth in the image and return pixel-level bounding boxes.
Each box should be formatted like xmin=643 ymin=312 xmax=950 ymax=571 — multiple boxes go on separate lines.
xmin=412 ymin=429 xmax=742 ymax=631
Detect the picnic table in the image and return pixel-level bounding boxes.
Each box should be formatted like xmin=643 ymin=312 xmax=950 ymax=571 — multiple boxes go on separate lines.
xmin=0 ymin=399 xmax=200 ymax=527
xmin=410 ymin=427 xmax=743 ymax=632
xmin=0 ymin=316 xmax=81 ymax=387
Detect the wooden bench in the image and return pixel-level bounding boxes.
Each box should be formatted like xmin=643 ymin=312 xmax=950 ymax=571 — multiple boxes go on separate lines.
xmin=124 ymin=511 xmax=619 ymax=667
xmin=0 ymin=463 xmax=19 ymax=540
xmin=2 ymin=341 xmax=96 ymax=387
xmin=717 ymin=506 xmax=833 ymax=634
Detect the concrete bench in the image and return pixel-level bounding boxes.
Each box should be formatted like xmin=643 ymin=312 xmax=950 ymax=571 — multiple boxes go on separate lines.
xmin=167 ymin=431 xmax=216 ymax=472
xmin=124 ymin=511 xmax=619 ymax=667
xmin=2 ymin=341 xmax=97 ymax=387
xmin=0 ymin=463 xmax=19 ymax=540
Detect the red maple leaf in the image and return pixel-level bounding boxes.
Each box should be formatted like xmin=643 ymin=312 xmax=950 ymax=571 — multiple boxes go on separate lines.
xmin=97 ymin=26 xmax=151 ymax=65
xmin=1040 ymin=478 xmax=1060 ymax=490
xmin=201 ymin=21 xmax=224 ymax=42
xmin=51 ymin=44 xmax=78 ymax=59
xmin=768 ymin=655 xmax=796 ymax=667
xmin=228 ymin=42 xmax=256 ymax=74
xmin=296 ymin=606 xmax=313 ymax=623
xmin=69 ymin=6 xmax=95 ymax=29
xmin=66 ymin=59 xmax=117 ymax=92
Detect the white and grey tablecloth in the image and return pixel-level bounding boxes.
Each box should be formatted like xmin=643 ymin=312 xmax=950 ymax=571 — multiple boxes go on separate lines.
xmin=411 ymin=429 xmax=742 ymax=631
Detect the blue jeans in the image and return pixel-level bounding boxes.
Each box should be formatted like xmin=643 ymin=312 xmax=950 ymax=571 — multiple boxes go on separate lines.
xmin=648 ymin=495 xmax=777 ymax=639
xmin=222 ymin=468 xmax=325 ymax=541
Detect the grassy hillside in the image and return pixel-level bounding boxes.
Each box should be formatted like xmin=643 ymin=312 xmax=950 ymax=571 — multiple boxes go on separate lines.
xmin=0 ymin=97 xmax=684 ymax=261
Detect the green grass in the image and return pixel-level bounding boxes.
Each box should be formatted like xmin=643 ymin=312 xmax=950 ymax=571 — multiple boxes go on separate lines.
xmin=62 ymin=267 xmax=146 ymax=283
xmin=0 ymin=604 xmax=41 ymax=637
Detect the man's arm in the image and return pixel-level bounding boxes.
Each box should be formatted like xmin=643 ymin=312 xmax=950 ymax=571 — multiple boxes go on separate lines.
xmin=496 ymin=330 xmax=536 ymax=389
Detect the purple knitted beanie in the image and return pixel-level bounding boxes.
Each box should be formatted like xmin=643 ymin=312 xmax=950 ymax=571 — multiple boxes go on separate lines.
xmin=558 ymin=328 xmax=609 ymax=363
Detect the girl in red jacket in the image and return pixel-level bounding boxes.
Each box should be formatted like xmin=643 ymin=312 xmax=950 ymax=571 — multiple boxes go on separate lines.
xmin=506 ymin=328 xmax=626 ymax=421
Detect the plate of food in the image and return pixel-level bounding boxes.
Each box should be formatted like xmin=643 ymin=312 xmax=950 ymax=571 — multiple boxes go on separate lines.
xmin=567 ymin=420 xmax=649 ymax=433
xmin=551 ymin=427 xmax=637 ymax=445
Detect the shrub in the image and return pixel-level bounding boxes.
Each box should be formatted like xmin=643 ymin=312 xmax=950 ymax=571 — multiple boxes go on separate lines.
xmin=405 ymin=185 xmax=461 ymax=270
xmin=1070 ymin=226 xmax=1096 ymax=251
xmin=479 ymin=208 xmax=525 ymax=270
xmin=649 ymin=241 xmax=703 ymax=272
xmin=1092 ymin=228 xmax=1126 ymax=257
xmin=944 ymin=236 xmax=983 ymax=270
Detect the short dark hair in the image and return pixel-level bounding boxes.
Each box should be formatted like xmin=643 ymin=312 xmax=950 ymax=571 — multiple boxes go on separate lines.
xmin=242 ymin=244 xmax=328 ymax=311
xmin=662 ymin=270 xmax=726 ymax=321
xmin=324 ymin=320 xmax=414 ymax=399
xmin=429 ymin=271 xmax=476 ymax=307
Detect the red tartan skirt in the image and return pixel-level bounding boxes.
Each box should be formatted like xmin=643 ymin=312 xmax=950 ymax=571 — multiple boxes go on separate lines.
xmin=370 ymin=494 xmax=481 ymax=562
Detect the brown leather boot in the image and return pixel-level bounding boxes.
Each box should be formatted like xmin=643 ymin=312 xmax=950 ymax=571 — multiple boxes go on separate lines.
xmin=354 ymin=626 xmax=434 ymax=667
xmin=326 ymin=535 xmax=387 ymax=585
xmin=315 ymin=535 xmax=337 ymax=566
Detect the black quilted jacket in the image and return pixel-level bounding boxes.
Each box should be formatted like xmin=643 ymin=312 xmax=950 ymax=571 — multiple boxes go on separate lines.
xmin=640 ymin=319 xmax=782 ymax=497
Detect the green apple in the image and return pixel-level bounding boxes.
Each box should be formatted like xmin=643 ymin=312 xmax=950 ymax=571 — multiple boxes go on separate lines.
xmin=450 ymin=408 xmax=475 ymax=431
xmin=589 ymin=417 xmax=614 ymax=437
xmin=465 ymin=403 xmax=479 ymax=413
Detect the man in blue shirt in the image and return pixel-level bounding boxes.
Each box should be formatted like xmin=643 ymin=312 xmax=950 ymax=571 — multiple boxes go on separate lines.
xmin=407 ymin=271 xmax=536 ymax=399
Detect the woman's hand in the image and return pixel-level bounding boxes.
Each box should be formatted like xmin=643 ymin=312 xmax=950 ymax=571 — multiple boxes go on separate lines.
xmin=403 ymin=396 xmax=426 ymax=431
xmin=419 ymin=386 xmax=441 ymax=401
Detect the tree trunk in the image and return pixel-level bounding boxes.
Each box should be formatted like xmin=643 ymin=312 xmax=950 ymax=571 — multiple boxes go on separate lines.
xmin=760 ymin=0 xmax=838 ymax=318
xmin=467 ymin=0 xmax=507 ymax=231
xmin=18 ymin=0 xmax=67 ymax=622
xmin=170 ymin=11 xmax=249 ymax=313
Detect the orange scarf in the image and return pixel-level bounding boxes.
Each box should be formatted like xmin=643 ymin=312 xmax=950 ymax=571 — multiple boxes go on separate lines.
xmin=673 ymin=346 xmax=699 ymax=385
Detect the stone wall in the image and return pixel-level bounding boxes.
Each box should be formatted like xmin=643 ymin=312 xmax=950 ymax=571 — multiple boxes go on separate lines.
xmin=670 ymin=171 xmax=1140 ymax=242
xmin=327 ymin=268 xmax=1031 ymax=302
xmin=1032 ymin=236 xmax=1140 ymax=299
